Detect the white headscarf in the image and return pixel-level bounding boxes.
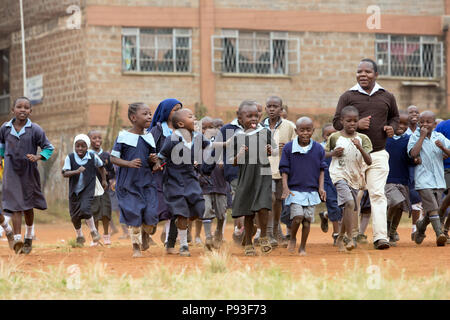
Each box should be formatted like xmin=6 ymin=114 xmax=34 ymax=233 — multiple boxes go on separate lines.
xmin=73 ymin=134 xmax=91 ymax=152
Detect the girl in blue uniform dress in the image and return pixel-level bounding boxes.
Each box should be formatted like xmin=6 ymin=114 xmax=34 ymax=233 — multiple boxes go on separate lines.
xmin=111 ymin=103 xmax=159 ymax=258
xmin=158 ymin=108 xmax=210 ymax=257
xmin=148 ymin=98 xmax=182 ymax=254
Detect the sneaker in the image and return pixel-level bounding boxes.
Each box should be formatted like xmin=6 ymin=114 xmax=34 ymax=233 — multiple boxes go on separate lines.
xmin=388 ymin=235 xmax=397 ymax=247
xmin=205 ymin=236 xmax=213 ymax=251
xmin=76 ymin=236 xmax=86 ymax=246
xmin=319 ymin=212 xmax=329 ymax=233
xmin=332 ymin=233 xmax=339 ymax=246
xmin=90 ymin=230 xmax=101 ymax=243
xmin=195 ymin=237 xmax=203 ymax=247
xmin=374 ymin=239 xmax=390 ymax=250
xmin=355 ymin=233 xmax=368 ymax=244
xmin=179 ymin=245 xmax=191 ymax=257
xmin=13 ymin=239 xmax=23 ymax=254
xmin=103 ymin=234 xmax=111 ymax=245
xmin=22 ymin=238 xmax=32 ymax=254
xmin=5 ymin=231 xmax=14 ymax=250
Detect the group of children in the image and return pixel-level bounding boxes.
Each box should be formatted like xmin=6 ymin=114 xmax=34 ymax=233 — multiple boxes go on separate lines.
xmin=1 ymin=96 xmax=449 ymax=257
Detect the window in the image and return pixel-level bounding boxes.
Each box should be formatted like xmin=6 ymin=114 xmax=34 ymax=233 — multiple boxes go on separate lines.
xmin=375 ymin=34 xmax=443 ymax=79
xmin=0 ymin=49 xmax=9 ymax=115
xmin=212 ymin=30 xmax=300 ymax=75
xmin=122 ymin=28 xmax=191 ymax=73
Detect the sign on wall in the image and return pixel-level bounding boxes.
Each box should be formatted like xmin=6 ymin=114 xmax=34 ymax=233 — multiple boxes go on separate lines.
xmin=26 ymin=74 xmax=43 ymax=105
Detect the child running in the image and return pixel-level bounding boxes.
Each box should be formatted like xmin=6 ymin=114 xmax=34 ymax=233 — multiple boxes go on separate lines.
xmin=158 ymin=108 xmax=210 ymax=257
xmin=319 ymin=123 xmax=343 ymax=245
xmin=230 ymin=100 xmax=275 ymax=256
xmin=408 ymin=110 xmax=450 ymax=246
xmin=0 ymin=97 xmax=54 ymax=254
xmin=62 ymin=134 xmax=104 ymax=246
xmin=111 ymin=103 xmax=160 ymax=257
xmin=384 ymin=112 xmax=416 ymax=246
xmin=325 ymin=106 xmax=373 ymax=252
xmin=280 ymin=117 xmax=326 ymax=256
xmin=148 ymin=98 xmax=183 ymax=254
xmin=88 ymin=130 xmax=116 ymax=245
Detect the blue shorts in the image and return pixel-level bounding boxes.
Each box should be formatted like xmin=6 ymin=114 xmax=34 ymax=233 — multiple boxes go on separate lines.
xmin=325 ymin=181 xmax=342 ymax=222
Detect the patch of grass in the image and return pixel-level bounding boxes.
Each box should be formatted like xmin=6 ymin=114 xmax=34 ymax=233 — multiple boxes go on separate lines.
xmin=67 ymin=239 xmax=83 ymax=249
xmin=0 ymin=252 xmax=448 ymax=300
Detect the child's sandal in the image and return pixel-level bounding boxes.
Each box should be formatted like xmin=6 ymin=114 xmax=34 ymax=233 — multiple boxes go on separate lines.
xmin=244 ymin=245 xmax=256 ymax=256
xmin=259 ymin=237 xmax=272 ymax=254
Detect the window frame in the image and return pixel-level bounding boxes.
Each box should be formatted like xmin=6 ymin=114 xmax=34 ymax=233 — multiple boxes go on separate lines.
xmin=0 ymin=48 xmax=10 ymax=116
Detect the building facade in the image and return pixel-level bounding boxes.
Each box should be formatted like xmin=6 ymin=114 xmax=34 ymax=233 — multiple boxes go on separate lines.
xmin=0 ymin=0 xmax=449 ymax=201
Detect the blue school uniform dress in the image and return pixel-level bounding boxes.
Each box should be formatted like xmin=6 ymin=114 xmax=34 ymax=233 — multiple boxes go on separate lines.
xmin=158 ymin=130 xmax=210 ymax=219
xmin=62 ymin=151 xmax=103 ymax=220
xmin=0 ymin=118 xmax=54 ymax=212
xmin=111 ymin=131 xmax=159 ymax=227
xmin=279 ymin=139 xmax=327 ymax=223
xmin=149 ymin=121 xmax=174 ymax=221
xmin=320 ymin=141 xmax=342 ymax=222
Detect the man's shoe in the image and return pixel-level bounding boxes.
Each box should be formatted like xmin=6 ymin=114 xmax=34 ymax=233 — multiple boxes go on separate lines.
xmin=374 ymin=239 xmax=390 ymax=250
xmin=22 ymin=238 xmax=32 ymax=254
xmin=319 ymin=212 xmax=329 ymax=233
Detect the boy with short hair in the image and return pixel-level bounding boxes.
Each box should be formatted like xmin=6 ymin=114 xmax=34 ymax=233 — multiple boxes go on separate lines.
xmin=326 ymin=106 xmax=374 ymax=251
xmin=408 ymin=110 xmax=450 ymax=246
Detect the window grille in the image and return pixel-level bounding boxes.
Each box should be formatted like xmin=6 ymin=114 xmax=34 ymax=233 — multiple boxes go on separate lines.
xmin=0 ymin=49 xmax=9 ymax=115
xmin=375 ymin=34 xmax=443 ymax=79
xmin=212 ymin=30 xmax=300 ymax=75
xmin=122 ymin=28 xmax=192 ymax=73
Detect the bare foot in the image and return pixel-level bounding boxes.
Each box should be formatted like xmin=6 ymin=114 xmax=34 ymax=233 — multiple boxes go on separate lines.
xmin=287 ymin=240 xmax=296 ymax=252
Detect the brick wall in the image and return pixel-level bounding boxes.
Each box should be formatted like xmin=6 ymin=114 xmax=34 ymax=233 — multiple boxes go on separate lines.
xmin=214 ymin=0 xmax=445 ymax=16
xmin=87 ymin=0 xmax=198 ymax=7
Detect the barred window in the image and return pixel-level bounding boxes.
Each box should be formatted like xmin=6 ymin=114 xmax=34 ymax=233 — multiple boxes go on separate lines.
xmin=122 ymin=28 xmax=191 ymax=73
xmin=375 ymin=34 xmax=443 ymax=79
xmin=0 ymin=49 xmax=9 ymax=115
xmin=212 ymin=30 xmax=300 ymax=75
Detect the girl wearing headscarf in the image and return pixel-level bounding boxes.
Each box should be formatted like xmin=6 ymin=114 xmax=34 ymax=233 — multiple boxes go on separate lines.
xmin=149 ymin=98 xmax=182 ymax=254
xmin=62 ymin=134 xmax=106 ymax=247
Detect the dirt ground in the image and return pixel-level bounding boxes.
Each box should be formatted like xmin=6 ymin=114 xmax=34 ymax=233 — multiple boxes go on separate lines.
xmin=0 ymin=222 xmax=448 ymax=278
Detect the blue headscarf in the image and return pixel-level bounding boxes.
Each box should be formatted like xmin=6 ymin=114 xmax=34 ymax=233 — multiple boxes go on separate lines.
xmin=150 ymin=98 xmax=183 ymax=129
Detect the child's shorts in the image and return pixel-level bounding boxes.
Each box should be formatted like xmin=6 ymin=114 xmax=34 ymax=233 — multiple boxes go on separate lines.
xmin=204 ymin=193 xmax=227 ymax=220
xmin=91 ymin=192 xmax=112 ymax=221
xmin=290 ymin=203 xmax=315 ymax=222
xmin=324 ymin=180 xmax=342 ymax=222
xmin=418 ymin=189 xmax=444 ymax=215
xmin=385 ymin=183 xmax=411 ymax=213
xmin=108 ymin=189 xmax=120 ymax=212
xmin=272 ymin=179 xmax=283 ymax=200
xmin=334 ymin=180 xmax=358 ymax=207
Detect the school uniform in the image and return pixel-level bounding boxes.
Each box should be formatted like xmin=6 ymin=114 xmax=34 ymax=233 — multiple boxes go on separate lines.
xmin=149 ymin=121 xmax=174 ymax=221
xmin=201 ymin=157 xmax=228 ymax=221
xmin=111 ymin=131 xmax=159 ymax=227
xmin=0 ymin=118 xmax=54 ymax=212
xmin=158 ymin=130 xmax=210 ymax=219
xmin=435 ymin=119 xmax=450 ymax=189
xmin=231 ymin=126 xmax=274 ymax=218
xmin=279 ymin=139 xmax=327 ymax=222
xmin=62 ymin=151 xmax=103 ymax=222
xmin=320 ymin=141 xmax=342 ymax=222
xmin=385 ymin=134 xmax=413 ymax=214
xmin=91 ymin=149 xmax=115 ymax=221
xmin=407 ymin=129 xmax=450 ymax=214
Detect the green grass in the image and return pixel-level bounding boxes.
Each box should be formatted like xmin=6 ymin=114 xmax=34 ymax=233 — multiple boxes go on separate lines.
xmin=0 ymin=252 xmax=448 ymax=300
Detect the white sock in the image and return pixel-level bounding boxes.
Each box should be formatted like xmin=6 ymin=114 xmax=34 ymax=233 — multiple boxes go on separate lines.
xmin=165 ymin=221 xmax=170 ymax=242
xmin=255 ymin=228 xmax=261 ymax=238
xmin=31 ymin=224 xmax=35 ymax=237
xmin=178 ymin=228 xmax=188 ymax=247
xmin=222 ymin=214 xmax=227 ymax=236
xmin=25 ymin=225 xmax=33 ymax=240
xmin=0 ymin=220 xmax=12 ymax=233
xmin=412 ymin=225 xmax=417 ymax=233
xmin=75 ymin=228 xmax=83 ymax=238
xmin=14 ymin=234 xmax=22 ymax=241
xmin=234 ymin=226 xmax=240 ymax=234
xmin=86 ymin=217 xmax=97 ymax=232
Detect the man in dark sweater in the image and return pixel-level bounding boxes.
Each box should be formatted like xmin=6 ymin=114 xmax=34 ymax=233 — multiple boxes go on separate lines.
xmin=333 ymin=58 xmax=399 ymax=250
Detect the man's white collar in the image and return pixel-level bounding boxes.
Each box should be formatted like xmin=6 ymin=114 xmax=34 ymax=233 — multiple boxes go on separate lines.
xmin=349 ymin=82 xmax=384 ymax=96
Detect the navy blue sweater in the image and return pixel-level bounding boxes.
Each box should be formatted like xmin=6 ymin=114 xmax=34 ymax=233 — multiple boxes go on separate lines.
xmin=386 ymin=134 xmax=414 ymax=185
xmin=216 ymin=121 xmax=242 ymax=182
xmin=279 ymin=140 xmax=327 ymax=192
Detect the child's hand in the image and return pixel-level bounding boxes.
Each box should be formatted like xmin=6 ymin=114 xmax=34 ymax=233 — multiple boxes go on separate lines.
xmin=193 ymin=161 xmax=199 ymax=168
xmin=413 ymin=156 xmax=422 ymax=165
xmin=351 ymin=138 xmax=362 ymax=149
xmin=26 ymin=154 xmax=41 ymax=162
xmin=281 ymin=188 xmax=294 ymax=200
xmin=77 ymin=166 xmax=86 ymax=173
xmin=420 ymin=126 xmax=428 ymax=138
xmin=332 ymin=147 xmax=344 ymax=157
xmin=128 ymin=158 xmax=142 ymax=168
xmin=435 ymin=139 xmax=444 ymax=149
xmin=319 ymin=188 xmax=326 ymax=202
xmin=148 ymin=153 xmax=158 ymax=163
xmin=237 ymin=145 xmax=248 ymax=157
xmin=266 ymin=144 xmax=272 ymax=156
xmin=101 ymin=180 xmax=108 ymax=190
xmin=358 ymin=115 xmax=371 ymax=130
xmin=384 ymin=126 xmax=394 ymax=138
xmin=152 ymin=163 xmax=162 ymax=172
xmin=278 ymin=143 xmax=285 ymax=154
